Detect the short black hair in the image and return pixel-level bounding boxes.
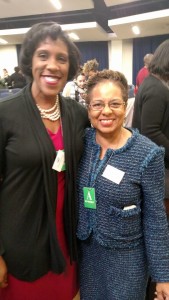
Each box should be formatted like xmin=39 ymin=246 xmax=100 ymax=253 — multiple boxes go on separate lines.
xmin=19 ymin=22 xmax=81 ymax=81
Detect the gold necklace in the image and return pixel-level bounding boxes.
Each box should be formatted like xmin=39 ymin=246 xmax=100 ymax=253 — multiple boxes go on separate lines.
xmin=36 ymin=95 xmax=60 ymax=121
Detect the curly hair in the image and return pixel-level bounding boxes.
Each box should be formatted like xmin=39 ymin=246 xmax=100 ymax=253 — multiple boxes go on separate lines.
xmin=85 ymin=69 xmax=128 ymax=105
xmin=19 ymin=22 xmax=81 ymax=81
xmin=82 ymin=59 xmax=99 ymax=76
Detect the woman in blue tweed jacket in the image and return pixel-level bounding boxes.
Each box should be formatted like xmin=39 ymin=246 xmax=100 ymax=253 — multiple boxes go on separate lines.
xmin=77 ymin=69 xmax=169 ymax=300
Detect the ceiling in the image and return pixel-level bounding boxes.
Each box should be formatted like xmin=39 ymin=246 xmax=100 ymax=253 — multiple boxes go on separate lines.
xmin=0 ymin=0 xmax=169 ymax=45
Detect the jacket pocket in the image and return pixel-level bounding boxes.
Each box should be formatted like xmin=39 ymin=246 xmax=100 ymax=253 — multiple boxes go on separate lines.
xmin=107 ymin=205 xmax=142 ymax=239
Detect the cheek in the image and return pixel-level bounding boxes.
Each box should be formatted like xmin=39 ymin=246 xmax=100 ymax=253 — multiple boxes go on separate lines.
xmin=63 ymin=63 xmax=69 ymax=74
xmin=88 ymin=110 xmax=100 ymax=121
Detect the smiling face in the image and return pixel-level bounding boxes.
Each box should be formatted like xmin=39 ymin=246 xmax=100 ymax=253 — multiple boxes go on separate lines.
xmin=31 ymin=37 xmax=69 ymax=102
xmin=76 ymin=74 xmax=86 ymax=89
xmin=88 ymin=80 xmax=126 ymax=138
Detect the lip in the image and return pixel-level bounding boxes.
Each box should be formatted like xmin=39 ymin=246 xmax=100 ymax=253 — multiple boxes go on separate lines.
xmin=42 ymin=75 xmax=61 ymax=86
xmin=99 ymin=118 xmax=114 ymax=121
xmin=99 ymin=119 xmax=114 ymax=126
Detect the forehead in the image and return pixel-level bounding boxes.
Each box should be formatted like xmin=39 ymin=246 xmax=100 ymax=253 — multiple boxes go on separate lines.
xmin=90 ymin=81 xmax=122 ymax=97
xmin=77 ymin=74 xmax=85 ymax=80
xmin=35 ymin=37 xmax=68 ymax=53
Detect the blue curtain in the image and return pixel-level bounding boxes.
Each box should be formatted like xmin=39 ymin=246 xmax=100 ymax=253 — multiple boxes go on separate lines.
xmin=17 ymin=41 xmax=108 ymax=71
xmin=133 ymin=34 xmax=169 ymax=85
xmin=76 ymin=41 xmax=108 ymax=70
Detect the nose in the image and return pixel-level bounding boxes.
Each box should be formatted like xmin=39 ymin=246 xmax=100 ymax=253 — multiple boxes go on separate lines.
xmin=46 ymin=57 xmax=60 ymax=71
xmin=101 ymin=104 xmax=112 ymax=114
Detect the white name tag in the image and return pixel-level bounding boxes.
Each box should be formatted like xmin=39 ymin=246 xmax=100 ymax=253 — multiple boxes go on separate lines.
xmin=102 ymin=165 xmax=125 ymax=184
xmin=52 ymin=150 xmax=65 ymax=172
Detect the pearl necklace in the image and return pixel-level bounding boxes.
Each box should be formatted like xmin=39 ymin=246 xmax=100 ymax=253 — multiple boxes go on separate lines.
xmin=36 ymin=95 xmax=60 ymax=121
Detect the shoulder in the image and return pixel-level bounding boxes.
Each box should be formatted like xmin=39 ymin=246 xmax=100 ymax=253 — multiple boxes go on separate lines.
xmin=64 ymin=81 xmax=75 ymax=88
xmin=62 ymin=81 xmax=75 ymax=96
xmin=133 ymin=129 xmax=164 ymax=156
xmin=138 ymin=75 xmax=168 ymax=101
xmin=0 ymin=91 xmax=24 ymax=126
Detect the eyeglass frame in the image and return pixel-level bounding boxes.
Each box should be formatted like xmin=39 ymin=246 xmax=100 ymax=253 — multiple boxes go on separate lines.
xmin=87 ymin=100 xmax=126 ymax=111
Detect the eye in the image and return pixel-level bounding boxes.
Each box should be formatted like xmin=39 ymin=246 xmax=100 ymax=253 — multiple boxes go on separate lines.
xmin=57 ymin=55 xmax=68 ymax=63
xmin=110 ymin=102 xmax=122 ymax=108
xmin=91 ymin=102 xmax=103 ymax=110
xmin=38 ymin=52 xmax=48 ymax=60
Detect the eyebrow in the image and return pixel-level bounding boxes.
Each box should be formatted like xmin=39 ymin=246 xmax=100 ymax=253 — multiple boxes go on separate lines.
xmin=92 ymin=99 xmax=123 ymax=102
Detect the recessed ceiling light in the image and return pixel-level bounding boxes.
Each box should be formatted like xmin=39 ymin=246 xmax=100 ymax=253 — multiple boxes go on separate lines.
xmin=0 ymin=22 xmax=97 ymax=36
xmin=0 ymin=38 xmax=8 ymax=44
xmin=0 ymin=28 xmax=29 ymax=35
xmin=61 ymin=22 xmax=97 ymax=31
xmin=68 ymin=32 xmax=80 ymax=40
xmin=50 ymin=0 xmax=62 ymax=10
xmin=132 ymin=25 xmax=140 ymax=35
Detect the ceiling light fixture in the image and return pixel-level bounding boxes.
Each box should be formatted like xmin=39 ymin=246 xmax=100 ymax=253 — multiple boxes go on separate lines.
xmin=50 ymin=0 xmax=62 ymax=10
xmin=0 ymin=28 xmax=29 ymax=35
xmin=61 ymin=22 xmax=97 ymax=31
xmin=0 ymin=38 xmax=8 ymax=44
xmin=0 ymin=22 xmax=97 ymax=36
xmin=132 ymin=25 xmax=140 ymax=35
xmin=68 ymin=33 xmax=80 ymax=40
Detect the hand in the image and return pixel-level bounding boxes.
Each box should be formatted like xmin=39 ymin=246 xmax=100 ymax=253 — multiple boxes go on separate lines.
xmin=0 ymin=256 xmax=8 ymax=288
xmin=154 ymin=282 xmax=169 ymax=300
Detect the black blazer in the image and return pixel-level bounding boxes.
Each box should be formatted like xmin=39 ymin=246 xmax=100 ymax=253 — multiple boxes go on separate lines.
xmin=0 ymin=84 xmax=89 ymax=281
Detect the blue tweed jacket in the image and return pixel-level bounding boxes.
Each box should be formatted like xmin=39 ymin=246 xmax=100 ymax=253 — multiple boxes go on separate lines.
xmin=77 ymin=128 xmax=169 ymax=282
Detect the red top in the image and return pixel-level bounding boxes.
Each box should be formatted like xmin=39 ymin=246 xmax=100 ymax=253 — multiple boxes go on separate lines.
xmin=135 ymin=66 xmax=149 ymax=94
xmin=0 ymin=126 xmax=78 ymax=300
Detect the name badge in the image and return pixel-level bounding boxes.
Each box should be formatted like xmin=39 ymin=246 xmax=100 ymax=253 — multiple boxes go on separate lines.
xmin=52 ymin=150 xmax=66 ymax=172
xmin=102 ymin=165 xmax=125 ymax=184
xmin=83 ymin=187 xmax=96 ymax=209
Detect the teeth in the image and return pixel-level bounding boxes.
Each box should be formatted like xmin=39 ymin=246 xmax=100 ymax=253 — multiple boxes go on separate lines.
xmin=44 ymin=77 xmax=58 ymax=83
xmin=101 ymin=120 xmax=112 ymax=123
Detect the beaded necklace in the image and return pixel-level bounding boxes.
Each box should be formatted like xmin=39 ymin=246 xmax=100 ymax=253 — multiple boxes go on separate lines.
xmin=36 ymin=95 xmax=60 ymax=121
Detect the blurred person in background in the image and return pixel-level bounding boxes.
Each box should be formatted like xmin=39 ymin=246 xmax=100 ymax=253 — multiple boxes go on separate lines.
xmin=62 ymin=71 xmax=87 ymax=106
xmin=9 ymin=66 xmax=27 ymax=89
xmin=82 ymin=58 xmax=99 ymax=79
xmin=132 ymin=39 xmax=169 ymax=300
xmin=135 ymin=53 xmax=154 ymax=95
xmin=1 ymin=68 xmax=11 ymax=88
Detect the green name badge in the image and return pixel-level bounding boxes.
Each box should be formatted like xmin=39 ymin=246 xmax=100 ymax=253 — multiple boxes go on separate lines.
xmin=83 ymin=187 xmax=96 ymax=209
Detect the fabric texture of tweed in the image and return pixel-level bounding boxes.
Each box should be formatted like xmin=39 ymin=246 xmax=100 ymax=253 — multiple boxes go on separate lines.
xmin=77 ymin=127 xmax=169 ymax=299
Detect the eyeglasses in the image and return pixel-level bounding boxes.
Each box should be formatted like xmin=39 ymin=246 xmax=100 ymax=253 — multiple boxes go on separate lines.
xmin=88 ymin=101 xmax=126 ymax=111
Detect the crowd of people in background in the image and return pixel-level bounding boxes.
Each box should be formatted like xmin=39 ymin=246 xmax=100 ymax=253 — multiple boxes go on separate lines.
xmin=0 ymin=66 xmax=27 ymax=89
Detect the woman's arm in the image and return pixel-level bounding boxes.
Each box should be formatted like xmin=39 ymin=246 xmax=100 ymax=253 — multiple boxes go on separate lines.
xmin=140 ymin=89 xmax=169 ymax=163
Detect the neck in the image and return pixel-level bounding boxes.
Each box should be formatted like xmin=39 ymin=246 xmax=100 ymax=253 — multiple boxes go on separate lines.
xmin=96 ymin=127 xmax=131 ymax=159
xmin=31 ymin=84 xmax=58 ymax=108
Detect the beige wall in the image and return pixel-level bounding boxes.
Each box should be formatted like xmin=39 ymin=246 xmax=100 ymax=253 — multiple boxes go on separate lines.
xmin=108 ymin=39 xmax=133 ymax=84
xmin=0 ymin=45 xmax=18 ymax=77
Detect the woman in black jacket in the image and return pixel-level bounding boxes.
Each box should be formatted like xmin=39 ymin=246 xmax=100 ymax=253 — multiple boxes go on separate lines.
xmin=132 ymin=39 xmax=169 ymax=300
xmin=0 ymin=22 xmax=89 ymax=300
